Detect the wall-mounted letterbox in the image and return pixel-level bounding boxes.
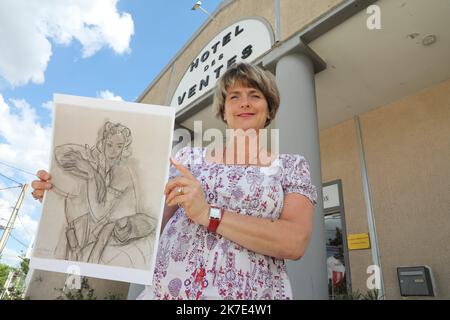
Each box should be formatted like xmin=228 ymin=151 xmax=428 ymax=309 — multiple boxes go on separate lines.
xmin=397 ymin=266 xmax=435 ymax=297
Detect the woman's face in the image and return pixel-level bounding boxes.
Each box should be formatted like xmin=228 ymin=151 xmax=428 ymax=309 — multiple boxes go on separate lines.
xmin=105 ymin=133 xmax=126 ymax=159
xmin=223 ymin=82 xmax=269 ymax=132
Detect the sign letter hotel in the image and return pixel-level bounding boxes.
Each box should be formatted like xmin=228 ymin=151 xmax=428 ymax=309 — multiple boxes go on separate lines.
xmin=171 ymin=19 xmax=273 ymax=112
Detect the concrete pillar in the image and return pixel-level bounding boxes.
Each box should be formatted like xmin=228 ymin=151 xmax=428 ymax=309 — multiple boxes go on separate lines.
xmin=275 ymin=53 xmax=328 ymax=299
xmin=127 ymin=283 xmax=144 ymax=300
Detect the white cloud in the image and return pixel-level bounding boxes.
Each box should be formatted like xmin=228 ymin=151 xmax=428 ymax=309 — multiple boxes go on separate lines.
xmin=13 ymin=209 xmax=38 ymax=243
xmin=0 ymin=0 xmax=134 ymax=86
xmin=0 ymin=95 xmax=48 ymax=252
xmin=0 ymin=189 xmax=30 ymax=263
xmin=97 ymin=89 xmax=124 ymax=101
xmin=0 ymin=186 xmax=37 ymax=243
xmin=0 ymin=95 xmax=52 ymax=173
xmin=0 ymin=180 xmax=38 ymax=258
xmin=0 ymin=195 xmax=13 ymax=223
xmin=0 ymin=247 xmax=23 ymax=267
xmin=42 ymin=100 xmax=53 ymax=111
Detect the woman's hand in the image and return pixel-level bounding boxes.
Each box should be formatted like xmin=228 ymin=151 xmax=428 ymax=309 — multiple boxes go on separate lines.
xmin=164 ymin=158 xmax=210 ymax=227
xmin=31 ymin=170 xmax=52 ymax=202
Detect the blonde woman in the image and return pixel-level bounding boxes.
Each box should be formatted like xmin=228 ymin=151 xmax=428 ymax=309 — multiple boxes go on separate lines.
xmin=32 ymin=63 xmax=317 ymax=299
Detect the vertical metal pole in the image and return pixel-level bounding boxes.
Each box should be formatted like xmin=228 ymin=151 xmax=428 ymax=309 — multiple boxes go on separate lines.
xmin=354 ymin=116 xmax=385 ymax=298
xmin=0 ymin=183 xmax=28 ymax=256
xmin=275 ymin=0 xmax=281 ymax=42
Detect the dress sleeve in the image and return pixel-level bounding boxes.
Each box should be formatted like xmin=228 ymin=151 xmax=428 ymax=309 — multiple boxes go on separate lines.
xmin=281 ymin=155 xmax=317 ymax=205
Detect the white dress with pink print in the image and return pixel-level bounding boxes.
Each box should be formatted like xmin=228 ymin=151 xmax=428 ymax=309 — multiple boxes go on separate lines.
xmin=137 ymin=146 xmax=317 ymax=300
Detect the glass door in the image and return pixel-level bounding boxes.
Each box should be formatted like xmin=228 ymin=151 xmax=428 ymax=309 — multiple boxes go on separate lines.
xmin=323 ymin=180 xmax=351 ymax=299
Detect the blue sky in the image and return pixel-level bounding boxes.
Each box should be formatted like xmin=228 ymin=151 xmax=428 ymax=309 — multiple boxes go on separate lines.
xmin=0 ymin=0 xmax=223 ymax=267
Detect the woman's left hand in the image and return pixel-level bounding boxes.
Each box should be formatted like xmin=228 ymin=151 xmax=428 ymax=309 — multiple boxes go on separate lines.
xmin=164 ymin=158 xmax=210 ymax=227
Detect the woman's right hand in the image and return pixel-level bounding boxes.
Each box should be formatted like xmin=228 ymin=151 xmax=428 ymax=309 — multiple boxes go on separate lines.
xmin=31 ymin=170 xmax=52 ymax=203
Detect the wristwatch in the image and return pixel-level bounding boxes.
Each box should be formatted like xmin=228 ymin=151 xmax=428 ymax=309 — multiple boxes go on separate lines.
xmin=207 ymin=205 xmax=223 ymax=233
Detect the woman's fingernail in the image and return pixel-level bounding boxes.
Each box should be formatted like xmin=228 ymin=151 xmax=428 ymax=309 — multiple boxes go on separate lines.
xmin=45 ymin=183 xmax=52 ymax=188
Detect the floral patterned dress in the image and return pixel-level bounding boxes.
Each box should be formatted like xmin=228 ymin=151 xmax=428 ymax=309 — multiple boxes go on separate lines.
xmin=137 ymin=146 xmax=317 ymax=300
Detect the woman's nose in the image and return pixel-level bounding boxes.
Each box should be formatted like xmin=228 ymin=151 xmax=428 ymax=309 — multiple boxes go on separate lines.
xmin=240 ymin=97 xmax=250 ymax=108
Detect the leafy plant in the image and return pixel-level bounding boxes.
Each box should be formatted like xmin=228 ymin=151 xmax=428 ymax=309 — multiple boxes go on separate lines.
xmin=362 ymin=289 xmax=383 ymax=300
xmin=0 ymin=253 xmax=30 ymax=300
xmin=55 ymin=277 xmax=97 ymax=300
xmin=333 ymin=289 xmax=362 ymax=300
xmin=18 ymin=255 xmax=29 ymax=275
xmin=104 ymin=292 xmax=124 ymax=300
xmin=0 ymin=263 xmax=11 ymax=289
xmin=333 ymin=288 xmax=384 ymax=300
xmin=55 ymin=277 xmax=124 ymax=300
xmin=3 ymin=286 xmax=26 ymax=300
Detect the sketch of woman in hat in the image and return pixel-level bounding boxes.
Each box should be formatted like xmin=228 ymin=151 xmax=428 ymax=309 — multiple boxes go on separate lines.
xmin=52 ymin=121 xmax=156 ymax=268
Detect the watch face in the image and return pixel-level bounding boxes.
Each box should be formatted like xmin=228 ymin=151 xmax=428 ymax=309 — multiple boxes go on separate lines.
xmin=209 ymin=207 xmax=221 ymax=219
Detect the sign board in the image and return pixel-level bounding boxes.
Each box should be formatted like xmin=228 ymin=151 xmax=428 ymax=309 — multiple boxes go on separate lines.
xmin=323 ymin=183 xmax=340 ymax=210
xmin=347 ymin=233 xmax=371 ymax=250
xmin=171 ymin=18 xmax=273 ymax=111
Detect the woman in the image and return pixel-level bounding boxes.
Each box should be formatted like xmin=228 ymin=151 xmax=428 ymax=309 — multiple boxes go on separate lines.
xmin=32 ymin=63 xmax=317 ymax=299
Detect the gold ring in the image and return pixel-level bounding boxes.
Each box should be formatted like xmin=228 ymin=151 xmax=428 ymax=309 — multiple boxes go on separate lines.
xmin=177 ymin=187 xmax=184 ymax=195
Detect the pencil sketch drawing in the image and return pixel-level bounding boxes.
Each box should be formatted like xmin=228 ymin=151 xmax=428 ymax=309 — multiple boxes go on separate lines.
xmin=52 ymin=121 xmax=156 ymax=268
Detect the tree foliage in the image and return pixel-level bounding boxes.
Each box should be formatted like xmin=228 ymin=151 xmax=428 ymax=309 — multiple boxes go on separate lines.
xmin=0 ymin=263 xmax=12 ymax=289
xmin=0 ymin=252 xmax=30 ymax=300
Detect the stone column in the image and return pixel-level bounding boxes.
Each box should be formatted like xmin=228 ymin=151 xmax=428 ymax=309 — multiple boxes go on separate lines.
xmin=269 ymin=50 xmax=328 ymax=299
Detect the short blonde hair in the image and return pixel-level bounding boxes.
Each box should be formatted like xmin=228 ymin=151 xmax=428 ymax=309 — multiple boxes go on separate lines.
xmin=214 ymin=63 xmax=280 ymax=127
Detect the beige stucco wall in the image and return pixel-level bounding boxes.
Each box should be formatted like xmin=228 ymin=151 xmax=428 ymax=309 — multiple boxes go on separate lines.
xmin=140 ymin=65 xmax=173 ymax=106
xmin=280 ymin=0 xmax=345 ymax=41
xmin=320 ymin=79 xmax=450 ymax=299
xmin=319 ymin=118 xmax=373 ymax=295
xmin=359 ymin=79 xmax=450 ymax=300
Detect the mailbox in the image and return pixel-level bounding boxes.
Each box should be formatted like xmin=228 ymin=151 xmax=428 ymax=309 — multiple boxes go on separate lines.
xmin=397 ymin=266 xmax=435 ymax=297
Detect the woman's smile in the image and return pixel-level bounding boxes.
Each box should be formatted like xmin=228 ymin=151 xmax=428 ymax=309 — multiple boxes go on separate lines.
xmin=237 ymin=112 xmax=255 ymax=118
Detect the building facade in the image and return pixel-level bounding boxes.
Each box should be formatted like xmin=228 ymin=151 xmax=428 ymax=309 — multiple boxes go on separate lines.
xmin=27 ymin=0 xmax=450 ymax=299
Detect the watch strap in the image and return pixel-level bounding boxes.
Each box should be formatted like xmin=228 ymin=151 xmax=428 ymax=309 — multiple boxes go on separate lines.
xmin=207 ymin=206 xmax=223 ymax=233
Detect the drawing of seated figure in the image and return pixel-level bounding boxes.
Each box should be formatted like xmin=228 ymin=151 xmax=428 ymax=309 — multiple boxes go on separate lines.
xmin=53 ymin=121 xmax=156 ymax=268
